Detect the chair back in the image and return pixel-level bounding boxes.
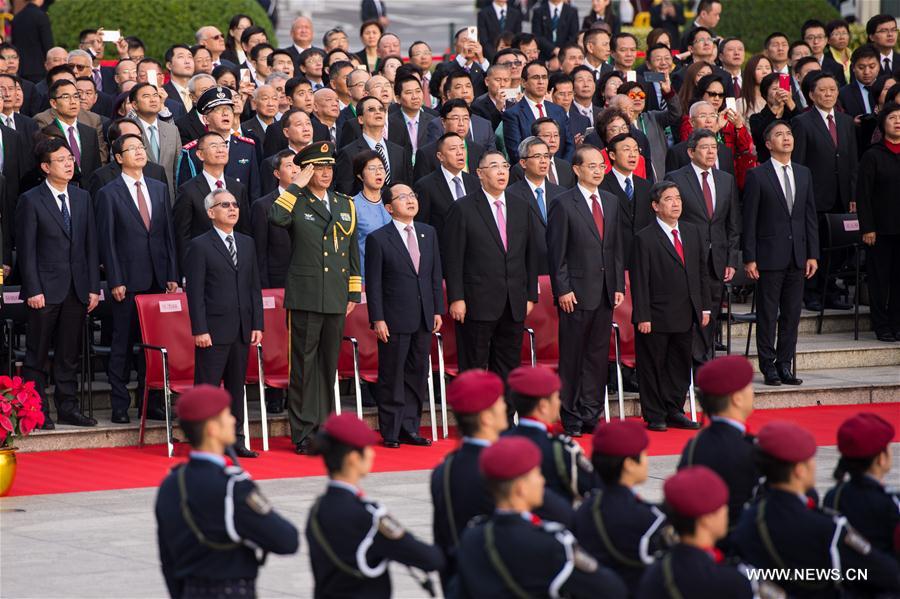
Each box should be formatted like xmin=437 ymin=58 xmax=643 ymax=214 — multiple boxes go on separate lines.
xmin=0 ymin=285 xmax=28 ymax=328
xmin=338 ymin=300 xmax=379 ymax=380
xmin=134 ymin=293 xmax=195 ymax=390
xmin=255 ymin=288 xmax=289 ymax=388
xmin=824 ymin=213 xmax=862 ymax=250
xmin=526 ymin=276 xmax=560 ymax=368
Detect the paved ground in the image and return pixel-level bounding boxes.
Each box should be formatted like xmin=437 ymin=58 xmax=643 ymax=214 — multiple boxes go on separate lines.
xmin=2 ymin=445 xmax=897 ymax=598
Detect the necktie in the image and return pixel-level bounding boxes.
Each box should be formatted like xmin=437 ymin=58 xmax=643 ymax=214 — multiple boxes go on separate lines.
xmin=3 ymin=114 xmax=13 ymax=130
xmin=547 ymin=163 xmax=557 ymax=185
xmin=885 ymin=57 xmax=892 ymax=73
xmin=551 ymin=7 xmax=560 ymax=42
xmin=148 ymin=125 xmax=160 ymax=162
xmin=375 ymin=142 xmax=391 ymax=183
xmin=407 ymin=119 xmax=418 ymax=154
xmin=624 ymin=177 xmax=633 ymax=201
xmin=827 ymin=114 xmax=838 ymax=146
xmin=452 ymin=175 xmax=465 ymax=200
xmin=58 ymin=193 xmax=71 ymax=233
xmin=536 ymin=102 xmax=545 ymax=118
xmin=733 ymin=77 xmax=742 ymax=98
xmin=321 ymin=192 xmax=331 ymax=213
xmin=67 ymin=126 xmax=82 ymax=168
xmin=226 ymin=234 xmax=237 ymax=267
xmin=405 ymin=224 xmax=420 ymax=272
xmin=329 ymin=125 xmax=336 ymax=143
xmin=672 ymin=229 xmax=684 ymax=264
xmin=215 ymin=180 xmax=224 ymax=189
xmin=180 ymin=89 xmax=193 ymax=112
xmin=701 ymin=171 xmax=714 ymax=217
xmin=92 ymin=68 xmax=102 ymax=91
xmin=782 ymin=165 xmax=794 ymax=214
xmin=499 ymin=8 xmax=506 ymax=30
xmin=535 ymin=187 xmax=547 ymax=222
xmin=494 ymin=199 xmax=508 ymax=250
xmin=135 ymin=181 xmax=151 ymax=230
xmin=590 ymin=194 xmax=604 ymax=239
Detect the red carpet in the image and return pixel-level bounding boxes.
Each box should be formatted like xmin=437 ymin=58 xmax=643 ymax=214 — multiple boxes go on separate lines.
xmin=4 ymin=403 xmax=898 ymax=497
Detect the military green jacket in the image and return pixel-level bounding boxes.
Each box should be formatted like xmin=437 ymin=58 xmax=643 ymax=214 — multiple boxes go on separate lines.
xmin=268 ymin=183 xmax=361 ymax=313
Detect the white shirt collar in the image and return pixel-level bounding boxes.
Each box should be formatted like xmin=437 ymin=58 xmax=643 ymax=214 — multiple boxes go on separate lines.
xmin=441 ymin=164 xmax=464 ymax=188
xmin=138 ymin=115 xmax=158 ymax=129
xmin=484 ymin=189 xmax=506 ymax=206
xmin=577 ymin=183 xmax=599 ymax=203
xmin=525 ymin=176 xmax=545 ymax=195
xmin=525 ymin=95 xmax=545 ymax=115
xmin=493 ymin=2 xmax=507 ymax=19
xmin=362 ymin=132 xmax=386 ymax=149
xmin=46 ymin=181 xmax=68 ymax=201
xmin=202 ymin=169 xmax=225 ymax=190
xmin=611 ymin=167 xmax=632 ymax=191
xmin=770 ymin=156 xmax=791 ymax=170
xmin=120 ymin=171 xmax=147 ymax=191
xmin=690 ymin=161 xmax=714 ymax=180
xmin=212 ymin=225 xmax=235 ymax=246
xmin=392 ymin=218 xmax=415 ymax=238
xmin=656 ymin=216 xmax=679 ymax=237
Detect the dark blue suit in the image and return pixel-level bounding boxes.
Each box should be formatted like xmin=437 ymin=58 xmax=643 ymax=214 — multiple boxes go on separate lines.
xmin=531 ymin=1 xmax=580 ymax=59
xmin=176 ymin=135 xmax=261 ymax=201
xmin=16 ymin=183 xmax=100 ymax=418
xmin=502 ymin=98 xmax=573 ymax=163
xmin=95 ymin=176 xmax=178 ymax=413
xmin=365 ymin=220 xmax=444 ymax=443
xmin=185 ymin=229 xmax=264 ymax=443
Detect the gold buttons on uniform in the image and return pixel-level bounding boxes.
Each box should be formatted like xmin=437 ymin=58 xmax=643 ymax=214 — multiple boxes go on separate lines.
xmin=323 ymin=236 xmax=327 ymax=240
xmin=342 ymin=268 xmax=346 ymax=273
xmin=324 ymin=267 xmax=329 ymax=272
xmin=324 ymin=251 xmax=328 ymax=256
xmin=341 ymin=252 xmax=346 ymax=257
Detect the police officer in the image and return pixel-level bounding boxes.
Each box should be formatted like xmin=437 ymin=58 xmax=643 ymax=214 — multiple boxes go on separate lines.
xmin=268 ymin=142 xmax=361 ymax=455
xmin=452 ymin=436 xmax=628 ymax=598
xmin=678 ymin=355 xmax=758 ymax=534
xmin=732 ymin=421 xmax=900 ymax=598
xmin=154 ymin=385 xmax=299 ymax=598
xmin=573 ymin=420 xmax=667 ymax=595
xmin=825 ymin=414 xmax=899 ymax=560
xmin=176 ymin=86 xmax=261 ymax=199
xmin=637 ymin=466 xmax=757 ymax=599
xmin=504 ymin=365 xmax=597 ymax=505
xmin=306 ymin=412 xmax=445 ymax=598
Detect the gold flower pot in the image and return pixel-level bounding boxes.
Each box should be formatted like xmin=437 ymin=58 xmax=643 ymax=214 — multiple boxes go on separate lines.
xmin=0 ymin=447 xmax=17 ymax=497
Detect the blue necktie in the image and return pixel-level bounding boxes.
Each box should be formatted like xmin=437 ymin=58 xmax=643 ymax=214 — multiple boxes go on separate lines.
xmin=535 ymin=187 xmax=547 ymax=223
xmin=58 ymin=193 xmax=71 ymax=233
xmin=551 ymin=7 xmax=560 ymax=42
xmin=624 ymin=177 xmax=633 ymax=201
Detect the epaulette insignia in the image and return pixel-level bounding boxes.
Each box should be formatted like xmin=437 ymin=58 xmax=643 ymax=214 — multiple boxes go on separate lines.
xmin=182 ymin=139 xmax=199 ymax=150
xmin=233 ymin=134 xmax=256 ymax=145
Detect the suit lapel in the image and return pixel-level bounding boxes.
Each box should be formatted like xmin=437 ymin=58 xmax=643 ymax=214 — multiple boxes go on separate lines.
xmin=680 ymin=169 xmax=708 ymax=220
xmin=386 ymin=223 xmax=418 ymax=274
xmin=475 ymin=191 xmax=506 ymax=252
xmin=711 ymin=169 xmax=729 ymax=217
xmin=40 ymin=184 xmax=71 ymax=237
xmin=763 ymin=160 xmax=792 ymax=217
xmin=809 ymin=111 xmax=837 ymax=147
xmin=209 ymin=229 xmax=237 ymax=270
xmin=655 ymin=222 xmax=683 ymax=268
xmin=116 ymin=177 xmax=148 ymax=230
xmin=572 ymin=189 xmax=601 ymax=242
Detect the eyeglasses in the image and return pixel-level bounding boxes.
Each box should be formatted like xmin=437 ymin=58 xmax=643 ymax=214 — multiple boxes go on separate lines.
xmin=121 ymin=144 xmax=146 ymax=153
xmin=393 ymin=192 xmax=418 ymax=201
xmin=72 ymin=64 xmax=92 ymax=71
xmin=875 ymin=27 xmax=898 ymax=35
xmin=804 ymin=34 xmax=826 ymax=42
xmin=693 ymin=37 xmax=714 ymax=44
xmin=52 ymin=93 xmax=82 ymax=102
xmin=199 ymin=142 xmax=228 ymax=151
xmin=704 ymin=91 xmax=726 ymax=98
xmin=208 ymin=34 xmax=225 ymax=41
xmin=627 ymin=90 xmax=646 ymax=100
xmin=212 ymin=201 xmax=239 ymax=209
xmin=579 ymin=162 xmax=606 ymax=171
xmin=524 ymin=153 xmax=551 ymax=160
xmin=527 ymin=74 xmax=549 ymax=81
xmin=49 ymin=155 xmax=76 ymax=164
xmin=364 ymin=165 xmax=386 ymax=173
xmin=365 ymin=106 xmax=386 ymax=113
xmin=498 ymin=60 xmax=523 ymax=67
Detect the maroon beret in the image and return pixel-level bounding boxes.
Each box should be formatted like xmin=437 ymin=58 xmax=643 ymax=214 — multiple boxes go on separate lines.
xmin=696 ymin=355 xmax=754 ymax=396
xmin=837 ymin=413 xmax=895 ymax=458
xmin=592 ymin=420 xmax=649 ymax=457
xmin=479 ymin=436 xmax=542 ymax=481
xmin=323 ymin=413 xmax=379 ymax=449
xmin=447 ymin=370 xmax=504 ymax=415
xmin=664 ymin=466 xmax=729 ymax=518
xmin=175 ymin=385 xmax=231 ymax=422
xmin=507 ymin=366 xmax=561 ymax=398
xmin=757 ymin=421 xmax=816 ymax=463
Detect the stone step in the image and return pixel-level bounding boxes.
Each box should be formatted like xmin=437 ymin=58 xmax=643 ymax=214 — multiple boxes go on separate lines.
xmin=733 ymin=331 xmax=900 ymax=371
xmin=724 ymin=305 xmax=870 ymax=338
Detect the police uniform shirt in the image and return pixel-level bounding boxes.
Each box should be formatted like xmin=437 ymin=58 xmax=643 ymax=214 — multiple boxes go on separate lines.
xmin=636 ymin=543 xmax=753 ymax=599
xmin=824 ymin=475 xmax=900 ymax=558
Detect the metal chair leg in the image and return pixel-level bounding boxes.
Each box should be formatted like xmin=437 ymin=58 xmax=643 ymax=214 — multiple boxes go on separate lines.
xmin=688 ymin=367 xmax=697 ymax=423
xmin=435 ymin=333 xmax=448 ymax=438
xmin=256 ymin=344 xmax=269 ymax=451
xmin=612 ymin=323 xmax=624 ymax=421
xmin=427 ymin=355 xmax=437 ymax=442
xmin=333 ymin=370 xmax=341 ymax=415
xmin=526 ymin=327 xmax=536 ymax=366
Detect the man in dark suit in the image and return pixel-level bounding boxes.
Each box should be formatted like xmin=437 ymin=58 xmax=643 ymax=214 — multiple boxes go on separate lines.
xmin=95 ymin=133 xmax=179 ymax=424
xmin=665 ymin=101 xmax=735 ymax=175
xmin=413 ymin=132 xmax=481 ymax=241
xmin=547 ymin=145 xmax=625 ymax=436
xmin=0 ymin=119 xmax=24 ymax=267
xmin=600 ymin=133 xmax=653 ymax=270
xmin=17 ymin=137 xmax=100 ymax=428
xmin=422 ymin=73 xmax=496 ymax=151
xmin=866 ymin=13 xmax=900 ymax=76
xmin=46 ymin=79 xmax=102 ymax=187
xmin=742 ymin=121 xmax=819 ymax=386
xmin=478 ymin=0 xmax=524 ymax=61
xmin=443 ymin=150 xmax=538 ymax=415
xmin=531 ymin=0 xmax=579 ymax=60
xmin=10 ymin=0 xmax=53 ymax=83
xmin=415 ymin=99 xmax=487 ymax=182
xmin=511 ymin=117 xmax=577 ymax=189
xmin=791 ymin=71 xmax=856 ymax=310
xmin=365 ymin=183 xmax=444 ymax=448
xmin=360 ymin=0 xmax=388 ymax=24
xmin=470 ymin=64 xmax=509 ymax=131
xmin=649 ymin=0 xmax=686 ymax=47
xmin=507 ymin=136 xmax=564 ymax=274
xmin=334 ymin=96 xmax=412 ymax=196
xmin=185 ymin=187 xmax=263 ymax=458
xmin=631 ymin=181 xmax=710 ymax=432
xmin=174 ymin=132 xmax=252 ymax=271
xmin=503 ymin=62 xmax=573 ymax=163
xmin=665 ymin=129 xmax=740 ymax=364
xmin=430 ymin=30 xmax=489 ymax=99
xmin=388 ymin=75 xmax=435 ymax=160
xmin=837 ymin=44 xmax=881 ymax=118
xmin=86 ymin=118 xmax=169 ymax=199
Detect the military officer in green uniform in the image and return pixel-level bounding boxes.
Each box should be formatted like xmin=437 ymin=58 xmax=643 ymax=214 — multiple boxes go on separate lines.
xmin=269 ymin=141 xmax=361 ymax=455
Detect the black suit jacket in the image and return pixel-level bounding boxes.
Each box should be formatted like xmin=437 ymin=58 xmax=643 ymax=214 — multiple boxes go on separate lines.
xmin=251 ymin=189 xmax=293 ymax=288
xmin=11 ymin=3 xmax=53 ymax=82
xmin=477 ymin=4 xmax=524 ymax=60
xmin=741 ymin=160 xmax=819 ymax=271
xmin=471 ymin=93 xmax=503 ymax=131
xmin=506 ymin=178 xmax=564 ymax=275
xmin=508 ymin=158 xmax=575 ymax=189
xmin=837 ymin=82 xmax=872 ymax=118
xmin=599 ymin=172 xmax=653 ymax=269
xmin=94 ymin=176 xmax=178 ymax=290
xmin=365 ymin=221 xmax=444 ymax=333
xmin=413 ymin=167 xmax=480 ymax=239
xmin=631 ymin=221 xmax=710 ymax=333
xmin=0 ymin=124 xmax=25 ymax=262
xmin=790 ymin=109 xmax=857 ymax=213
xmin=665 ymin=165 xmax=740 ymax=280
xmin=173 ymin=174 xmax=252 ymax=271
xmin=387 ymin=109 xmax=434 ymax=158
xmin=163 ymin=82 xmax=190 ymax=116
xmin=241 ymin=116 xmax=267 ymax=145
xmin=649 ymin=3 xmax=686 ymax=47
xmin=334 ymin=137 xmax=412 ymax=196
xmin=16 ymin=183 xmax=100 ymax=304
xmin=185 ymin=229 xmax=263 ymax=345
xmin=44 ymin=121 xmax=103 ymax=186
xmin=85 ymin=160 xmax=168 ymax=201
xmin=665 ymin=140 xmax=735 ymax=176
xmin=263 ymin=118 xmax=290 ymax=158
xmin=531 ymin=1 xmax=579 ymax=58
xmin=413 ymin=139 xmax=485 ymax=183
xmin=360 ymin=0 xmax=387 ymax=21
xmin=431 ymin=59 xmax=488 ymax=98
xmin=443 ymin=190 xmax=538 ymax=322
xmin=175 ymin=109 xmax=206 ymax=145
xmin=820 ymin=52 xmax=848 ymax=87
xmin=546 ymin=187 xmax=625 ymax=311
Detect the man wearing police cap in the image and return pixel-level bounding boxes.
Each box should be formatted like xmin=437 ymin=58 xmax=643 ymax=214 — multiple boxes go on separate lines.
xmin=269 ymin=142 xmax=361 ymax=455
xmin=504 ymin=365 xmax=597 ymax=505
xmin=155 ymin=386 xmax=299 ymax=599
xmin=732 ymin=421 xmax=900 ymax=598
xmin=176 ymin=86 xmax=261 ymax=200
xmin=452 ymin=436 xmax=628 ymax=598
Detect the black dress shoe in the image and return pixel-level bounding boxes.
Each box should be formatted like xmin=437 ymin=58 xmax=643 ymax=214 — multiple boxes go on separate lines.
xmin=111 ymin=410 xmax=130 ymax=424
xmin=647 ymin=421 xmax=668 ymax=432
xmin=295 ymin=439 xmax=312 ymax=455
xmin=400 ymin=434 xmax=432 ymax=447
xmin=145 ymin=406 xmax=167 ymax=421
xmin=39 ymin=418 xmax=55 ymax=431
xmin=383 ymin=440 xmax=400 ymax=449
xmin=825 ymin=298 xmax=851 ymax=310
xmin=763 ymin=371 xmax=782 ymax=386
xmin=564 ymin=429 xmax=583 ymax=438
xmin=776 ymin=367 xmax=802 ymax=385
xmin=266 ymin=401 xmax=284 ymax=414
xmin=804 ymin=299 xmax=824 ymax=312
xmin=875 ymin=332 xmax=897 ymax=342
xmin=715 ymin=341 xmax=727 ymax=352
xmin=57 ymin=411 xmax=97 ymax=427
xmin=667 ymin=414 xmax=700 ymax=430
xmin=234 ymin=445 xmax=259 ymax=458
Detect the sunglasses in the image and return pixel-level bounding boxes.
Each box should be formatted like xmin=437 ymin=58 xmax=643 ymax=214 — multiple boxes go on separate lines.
xmin=213 ymin=201 xmax=240 ymax=209
xmin=627 ymin=90 xmax=646 ymax=100
xmin=705 ymin=91 xmax=726 ymax=98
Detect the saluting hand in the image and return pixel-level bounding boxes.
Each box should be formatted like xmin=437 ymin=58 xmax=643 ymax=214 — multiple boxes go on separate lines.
xmin=292 ymin=164 xmax=315 ymax=189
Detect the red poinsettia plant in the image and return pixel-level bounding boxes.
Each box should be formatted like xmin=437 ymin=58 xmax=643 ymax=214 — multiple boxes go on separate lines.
xmin=0 ymin=375 xmax=45 ymax=448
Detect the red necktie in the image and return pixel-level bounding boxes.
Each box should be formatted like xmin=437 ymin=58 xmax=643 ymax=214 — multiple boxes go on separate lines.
xmin=827 ymin=114 xmax=838 ymax=147
xmin=216 ymin=180 xmax=224 ymax=189
xmin=536 ymin=102 xmax=545 ymax=118
xmin=672 ymin=229 xmax=685 ymax=264
xmin=732 ymin=77 xmax=741 ymax=98
xmin=590 ymin=194 xmax=604 ymax=240
xmin=135 ymin=181 xmax=151 ymax=230
xmin=701 ymin=171 xmax=714 ymax=217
